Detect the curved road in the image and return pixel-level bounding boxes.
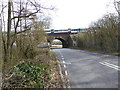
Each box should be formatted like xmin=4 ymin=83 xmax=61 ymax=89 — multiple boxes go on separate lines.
xmin=52 ymin=48 xmax=119 ymax=88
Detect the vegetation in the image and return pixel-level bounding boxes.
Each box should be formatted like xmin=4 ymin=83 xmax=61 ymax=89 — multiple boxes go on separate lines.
xmin=1 ymin=0 xmax=52 ymax=63
xmin=3 ymin=62 xmax=49 ymax=88
xmin=2 ymin=48 xmax=63 ymax=88
xmin=74 ymin=13 xmax=119 ymax=55
xmin=0 ymin=0 xmax=64 ymax=88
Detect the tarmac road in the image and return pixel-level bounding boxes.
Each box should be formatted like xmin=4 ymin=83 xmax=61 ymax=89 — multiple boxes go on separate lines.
xmin=52 ymin=48 xmax=119 ymax=88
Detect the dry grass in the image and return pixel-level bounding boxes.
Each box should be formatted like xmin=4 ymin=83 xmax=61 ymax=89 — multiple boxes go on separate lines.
xmin=2 ymin=48 xmax=64 ymax=88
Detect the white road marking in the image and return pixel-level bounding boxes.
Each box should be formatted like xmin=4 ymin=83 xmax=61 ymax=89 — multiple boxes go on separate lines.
xmin=63 ymin=61 xmax=65 ymax=63
xmin=99 ymin=62 xmax=120 ymax=70
xmin=66 ymin=62 xmax=71 ymax=65
xmin=103 ymin=62 xmax=119 ymax=68
xmin=68 ymin=85 xmax=71 ymax=88
xmin=59 ymin=50 xmax=65 ymax=60
xmin=65 ymin=70 xmax=68 ymax=75
xmin=58 ymin=50 xmax=71 ymax=88
xmin=100 ymin=62 xmax=119 ymax=68
xmin=59 ymin=50 xmax=62 ymax=56
xmin=103 ymin=55 xmax=110 ymax=56
xmin=64 ymin=65 xmax=66 ymax=68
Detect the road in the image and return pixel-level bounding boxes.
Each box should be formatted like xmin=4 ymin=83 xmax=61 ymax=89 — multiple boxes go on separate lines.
xmin=52 ymin=48 xmax=119 ymax=88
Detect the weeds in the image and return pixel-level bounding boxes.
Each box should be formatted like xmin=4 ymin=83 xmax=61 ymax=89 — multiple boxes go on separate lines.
xmin=2 ymin=49 xmax=63 ymax=88
xmin=3 ymin=61 xmax=50 ymax=88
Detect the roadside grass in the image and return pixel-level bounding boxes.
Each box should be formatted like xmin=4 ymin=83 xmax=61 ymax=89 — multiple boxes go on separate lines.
xmin=111 ymin=52 xmax=120 ymax=56
xmin=69 ymin=47 xmax=103 ymax=52
xmin=69 ymin=47 xmax=120 ymax=56
xmin=2 ymin=48 xmax=63 ymax=88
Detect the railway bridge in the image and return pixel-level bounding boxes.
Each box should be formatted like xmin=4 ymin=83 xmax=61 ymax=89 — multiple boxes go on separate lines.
xmin=45 ymin=29 xmax=79 ymax=48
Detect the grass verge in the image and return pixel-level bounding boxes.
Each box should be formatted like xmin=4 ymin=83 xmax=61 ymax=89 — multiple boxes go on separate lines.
xmin=69 ymin=47 xmax=120 ymax=56
xmin=2 ymin=48 xmax=64 ymax=88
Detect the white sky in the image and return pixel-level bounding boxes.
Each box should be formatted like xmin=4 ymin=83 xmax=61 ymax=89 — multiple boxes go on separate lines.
xmin=44 ymin=0 xmax=117 ymax=29
xmin=0 ymin=0 xmax=118 ymax=30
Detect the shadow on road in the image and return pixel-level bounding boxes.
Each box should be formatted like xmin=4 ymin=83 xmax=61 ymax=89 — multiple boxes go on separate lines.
xmin=50 ymin=47 xmax=63 ymax=49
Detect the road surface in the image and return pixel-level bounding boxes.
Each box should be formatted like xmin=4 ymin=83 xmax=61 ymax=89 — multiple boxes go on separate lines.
xmin=52 ymin=48 xmax=119 ymax=88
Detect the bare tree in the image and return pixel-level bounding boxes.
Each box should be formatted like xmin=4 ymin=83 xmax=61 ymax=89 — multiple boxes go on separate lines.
xmin=0 ymin=6 xmax=3 ymax=89
xmin=114 ymin=0 xmax=120 ymax=15
xmin=76 ymin=13 xmax=118 ymax=53
xmin=4 ymin=0 xmax=12 ymax=62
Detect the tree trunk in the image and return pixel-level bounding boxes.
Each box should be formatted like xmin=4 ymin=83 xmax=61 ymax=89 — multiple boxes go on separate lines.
xmin=5 ymin=0 xmax=12 ymax=62
xmin=0 ymin=11 xmax=3 ymax=88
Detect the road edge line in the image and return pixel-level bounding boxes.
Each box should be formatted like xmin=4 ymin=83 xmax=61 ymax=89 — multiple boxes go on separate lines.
xmin=58 ymin=60 xmax=66 ymax=88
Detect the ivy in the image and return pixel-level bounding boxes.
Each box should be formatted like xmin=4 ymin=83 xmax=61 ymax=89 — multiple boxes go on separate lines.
xmin=11 ymin=62 xmax=50 ymax=88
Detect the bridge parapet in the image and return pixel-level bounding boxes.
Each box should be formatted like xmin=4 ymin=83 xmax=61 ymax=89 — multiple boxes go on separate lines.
xmin=45 ymin=29 xmax=77 ymax=34
xmin=44 ymin=28 xmax=87 ymax=34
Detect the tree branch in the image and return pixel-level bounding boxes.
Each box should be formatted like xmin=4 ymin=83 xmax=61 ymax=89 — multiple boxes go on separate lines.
xmin=11 ymin=9 xmax=41 ymax=20
xmin=11 ymin=28 xmax=31 ymax=37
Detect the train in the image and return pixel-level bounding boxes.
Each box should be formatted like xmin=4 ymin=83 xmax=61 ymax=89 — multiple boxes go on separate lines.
xmin=44 ymin=28 xmax=86 ymax=34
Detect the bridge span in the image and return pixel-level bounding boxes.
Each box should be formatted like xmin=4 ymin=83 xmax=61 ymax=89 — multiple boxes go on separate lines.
xmin=45 ymin=28 xmax=86 ymax=48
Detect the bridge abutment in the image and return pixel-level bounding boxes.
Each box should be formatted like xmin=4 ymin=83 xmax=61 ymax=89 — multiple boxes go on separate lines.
xmin=47 ymin=32 xmax=74 ymax=48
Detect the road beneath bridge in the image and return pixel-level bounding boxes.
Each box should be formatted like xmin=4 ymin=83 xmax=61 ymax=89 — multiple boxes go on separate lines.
xmin=52 ymin=48 xmax=118 ymax=88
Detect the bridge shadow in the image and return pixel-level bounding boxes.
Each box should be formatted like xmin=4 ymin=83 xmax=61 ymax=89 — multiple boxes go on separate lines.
xmin=50 ymin=47 xmax=63 ymax=49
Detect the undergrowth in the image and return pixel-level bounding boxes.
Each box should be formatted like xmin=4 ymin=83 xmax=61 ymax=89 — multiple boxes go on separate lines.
xmin=3 ymin=61 xmax=50 ymax=88
xmin=2 ymin=48 xmax=63 ymax=88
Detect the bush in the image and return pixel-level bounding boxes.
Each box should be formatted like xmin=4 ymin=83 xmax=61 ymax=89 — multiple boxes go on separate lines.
xmin=76 ymin=13 xmax=118 ymax=53
xmin=3 ymin=62 xmax=50 ymax=88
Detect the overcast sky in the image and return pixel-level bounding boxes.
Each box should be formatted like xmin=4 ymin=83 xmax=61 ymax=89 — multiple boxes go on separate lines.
xmin=0 ymin=0 xmax=118 ymax=30
xmin=44 ymin=0 xmax=117 ymax=29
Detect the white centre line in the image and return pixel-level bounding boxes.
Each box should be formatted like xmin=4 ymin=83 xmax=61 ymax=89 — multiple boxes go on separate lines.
xmin=64 ymin=65 xmax=66 ymax=68
xmin=65 ymin=70 xmax=68 ymax=75
xmin=61 ymin=56 xmax=63 ymax=58
xmin=99 ymin=62 xmax=120 ymax=71
xmin=63 ymin=60 xmax=65 ymax=63
xmin=59 ymin=50 xmax=71 ymax=88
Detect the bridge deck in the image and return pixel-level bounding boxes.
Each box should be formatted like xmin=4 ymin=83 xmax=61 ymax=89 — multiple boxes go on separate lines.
xmin=44 ymin=28 xmax=86 ymax=34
